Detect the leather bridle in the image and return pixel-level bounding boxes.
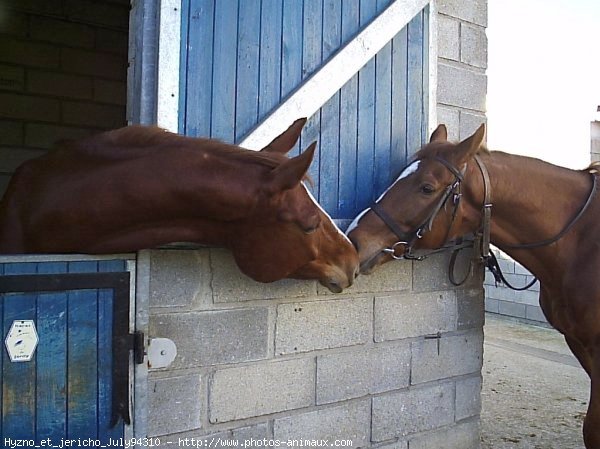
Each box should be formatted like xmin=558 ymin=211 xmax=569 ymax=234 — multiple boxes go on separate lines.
xmin=371 ymin=155 xmax=468 ymax=261
xmin=370 ymin=154 xmax=598 ymax=288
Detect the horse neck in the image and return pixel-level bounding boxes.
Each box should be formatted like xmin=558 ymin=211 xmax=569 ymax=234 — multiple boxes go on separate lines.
xmin=462 ymin=151 xmax=592 ymax=282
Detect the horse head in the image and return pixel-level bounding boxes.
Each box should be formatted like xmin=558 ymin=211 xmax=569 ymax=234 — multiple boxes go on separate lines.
xmin=228 ymin=119 xmax=359 ymax=292
xmin=347 ymin=124 xmax=486 ymax=274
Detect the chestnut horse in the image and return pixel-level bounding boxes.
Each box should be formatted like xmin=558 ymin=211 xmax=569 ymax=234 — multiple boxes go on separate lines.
xmin=0 ymin=119 xmax=358 ymax=293
xmin=347 ymin=124 xmax=600 ymax=448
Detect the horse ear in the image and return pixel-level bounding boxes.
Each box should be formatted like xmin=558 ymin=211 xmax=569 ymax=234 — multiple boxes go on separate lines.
xmin=456 ymin=124 xmax=486 ymax=160
xmin=261 ymin=118 xmax=307 ymax=153
xmin=430 ymin=124 xmax=448 ymax=142
xmin=267 ymin=141 xmax=316 ymax=193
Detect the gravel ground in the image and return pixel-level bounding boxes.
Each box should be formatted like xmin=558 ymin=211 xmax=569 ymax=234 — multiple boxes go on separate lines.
xmin=481 ymin=315 xmax=590 ymax=449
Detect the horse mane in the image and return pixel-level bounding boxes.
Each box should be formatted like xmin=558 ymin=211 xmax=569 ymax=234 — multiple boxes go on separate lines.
xmin=53 ymin=125 xmax=285 ymax=170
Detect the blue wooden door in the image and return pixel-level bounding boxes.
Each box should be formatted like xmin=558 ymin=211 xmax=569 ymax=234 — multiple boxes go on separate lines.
xmin=179 ymin=0 xmax=429 ymax=220
xmin=0 ymin=259 xmax=130 ymax=444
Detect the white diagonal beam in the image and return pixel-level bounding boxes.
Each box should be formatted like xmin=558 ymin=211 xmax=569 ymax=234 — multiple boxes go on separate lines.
xmin=240 ymin=0 xmax=430 ymax=150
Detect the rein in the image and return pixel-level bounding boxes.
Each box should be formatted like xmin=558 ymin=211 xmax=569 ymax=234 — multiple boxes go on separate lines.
xmin=373 ymin=154 xmax=598 ymax=289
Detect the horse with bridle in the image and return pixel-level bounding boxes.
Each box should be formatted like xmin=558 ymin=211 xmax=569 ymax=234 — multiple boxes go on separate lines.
xmin=347 ymin=123 xmax=600 ymax=448
xmin=0 ymin=119 xmax=358 ymax=293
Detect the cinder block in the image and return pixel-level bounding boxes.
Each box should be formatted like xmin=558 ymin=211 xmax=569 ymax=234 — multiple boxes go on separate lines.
xmin=374 ymin=292 xmax=456 ymax=342
xmin=498 ymin=299 xmax=526 ymax=319
xmin=514 ymin=263 xmax=532 ymax=276
xmin=62 ymin=101 xmax=126 ymax=128
xmin=0 ymin=120 xmax=23 ymax=146
xmin=94 ymin=79 xmax=127 ymax=105
xmin=438 ymin=15 xmax=460 ymax=61
xmin=376 ymin=441 xmax=408 ymax=449
xmin=276 ymin=298 xmax=372 ymax=354
xmin=154 ymin=430 xmax=230 ymax=449
xmin=96 ymin=28 xmax=129 ymax=55
xmin=322 ymin=258 xmax=411 ymax=296
xmin=1 ymin=10 xmax=28 ymax=37
xmin=409 ymin=420 xmax=480 ymax=449
xmin=209 ymin=359 xmax=314 ymax=423
xmin=28 ymin=70 xmax=93 ymax=100
xmin=512 ymin=288 xmax=540 ymax=306
xmin=24 ymin=123 xmax=94 ymax=149
xmin=437 ymin=106 xmax=460 ymax=141
xmin=274 ymin=400 xmax=370 ymax=446
xmin=460 ymin=22 xmax=488 ymax=68
xmin=372 ymin=383 xmax=454 ymax=441
xmin=526 ymin=305 xmax=548 ymax=323
xmin=61 ymin=47 xmax=127 ymax=80
xmin=438 ymin=0 xmax=487 ymax=26
xmin=149 ymin=249 xmax=211 ymax=308
xmin=148 ymin=374 xmax=202 ymax=437
xmin=484 ymin=297 xmax=499 ymax=314
xmin=457 ymin=288 xmax=484 ymax=330
xmin=456 ymin=375 xmax=482 ymax=420
xmin=0 ymin=92 xmax=60 ymax=122
xmin=0 ymin=64 xmax=24 ymax=91
xmin=211 ymin=249 xmax=317 ymax=302
xmin=30 ymin=15 xmax=95 ymax=48
xmin=459 ymin=111 xmax=486 ymax=141
xmin=413 ymin=250 xmax=477 ymax=292
xmin=64 ymin=0 xmax=130 ymax=29
xmin=316 ymin=343 xmax=411 ymax=404
xmin=0 ymin=36 xmax=60 ymax=68
xmin=232 ymin=423 xmax=270 ymax=440
xmin=438 ymin=63 xmax=487 ymax=112
xmin=149 ymin=308 xmax=269 ymax=368
xmin=411 ymin=331 xmax=483 ymax=384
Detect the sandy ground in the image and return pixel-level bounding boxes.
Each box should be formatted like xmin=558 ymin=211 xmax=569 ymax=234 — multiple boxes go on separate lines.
xmin=481 ymin=315 xmax=590 ymax=449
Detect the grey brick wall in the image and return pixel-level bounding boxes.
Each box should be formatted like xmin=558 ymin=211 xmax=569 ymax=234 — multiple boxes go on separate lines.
xmin=483 ymin=249 xmax=546 ymax=324
xmin=0 ymin=1 xmax=129 ymax=195
xmin=592 ymin=120 xmax=600 ymax=163
xmin=142 ymin=248 xmax=484 ymax=447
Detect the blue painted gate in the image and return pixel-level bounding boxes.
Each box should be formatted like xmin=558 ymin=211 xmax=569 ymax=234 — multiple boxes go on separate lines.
xmin=0 ymin=259 xmax=132 ymax=444
xmin=179 ymin=0 xmax=429 ymax=220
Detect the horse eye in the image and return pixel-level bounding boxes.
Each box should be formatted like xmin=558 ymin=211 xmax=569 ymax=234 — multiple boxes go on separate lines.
xmin=420 ymin=184 xmax=435 ymax=195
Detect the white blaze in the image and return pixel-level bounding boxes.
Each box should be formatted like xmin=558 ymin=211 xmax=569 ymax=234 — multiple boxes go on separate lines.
xmin=375 ymin=160 xmax=421 ymax=203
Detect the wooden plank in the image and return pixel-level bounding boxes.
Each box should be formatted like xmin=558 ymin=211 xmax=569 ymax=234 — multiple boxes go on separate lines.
xmin=337 ymin=2 xmax=360 ymax=218
xmin=211 ymin=0 xmax=239 ymax=141
xmin=178 ymin=0 xmax=190 ymax=133
xmin=374 ymin=39 xmax=393 ymax=198
xmin=2 ymin=263 xmax=37 ymax=439
xmin=280 ymin=0 xmax=303 ymax=156
xmin=391 ymin=24 xmax=409 ymax=174
xmin=257 ymin=0 xmax=283 ymax=123
xmin=36 ymin=262 xmax=68 ymax=439
xmin=235 ymin=0 xmax=261 ymax=142
xmin=97 ymin=260 xmax=126 ymax=441
xmin=318 ymin=0 xmax=342 ymax=214
xmin=300 ymin=0 xmax=323 ymax=194
xmin=356 ymin=0 xmax=377 ymax=210
xmin=184 ymin=0 xmax=215 ymax=137
xmin=66 ymin=261 xmax=99 ymax=438
xmin=406 ymin=10 xmax=424 ymax=155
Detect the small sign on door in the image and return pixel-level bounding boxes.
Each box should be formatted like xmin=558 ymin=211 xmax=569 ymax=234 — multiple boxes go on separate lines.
xmin=5 ymin=320 xmax=39 ymax=362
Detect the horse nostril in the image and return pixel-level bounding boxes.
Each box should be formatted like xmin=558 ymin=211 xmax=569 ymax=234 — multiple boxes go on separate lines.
xmin=326 ymin=280 xmax=343 ymax=293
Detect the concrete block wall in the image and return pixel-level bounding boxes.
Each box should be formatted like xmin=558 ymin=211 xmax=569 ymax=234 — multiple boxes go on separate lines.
xmin=436 ymin=0 xmax=488 ymax=141
xmin=143 ymin=248 xmax=484 ymax=448
xmin=483 ymin=249 xmax=546 ymax=325
xmin=592 ymin=120 xmax=600 ymax=163
xmin=0 ymin=0 xmax=129 ymax=195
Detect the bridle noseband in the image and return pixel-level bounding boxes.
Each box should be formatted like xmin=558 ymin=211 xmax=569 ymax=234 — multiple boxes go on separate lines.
xmin=371 ymin=156 xmax=466 ymax=261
